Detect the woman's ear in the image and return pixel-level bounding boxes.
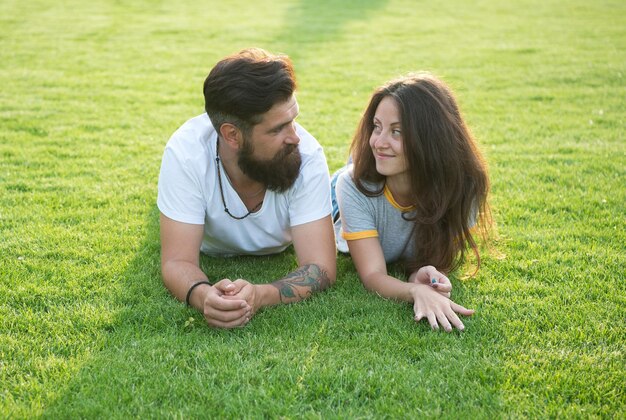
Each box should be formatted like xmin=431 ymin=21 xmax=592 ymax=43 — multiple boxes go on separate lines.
xmin=219 ymin=123 xmax=243 ymax=149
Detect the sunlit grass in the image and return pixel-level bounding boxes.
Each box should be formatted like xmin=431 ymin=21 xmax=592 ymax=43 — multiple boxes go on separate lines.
xmin=1 ymin=0 xmax=624 ymax=417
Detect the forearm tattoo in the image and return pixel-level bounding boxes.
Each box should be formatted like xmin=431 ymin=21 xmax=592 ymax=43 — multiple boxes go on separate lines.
xmin=272 ymin=264 xmax=331 ymax=303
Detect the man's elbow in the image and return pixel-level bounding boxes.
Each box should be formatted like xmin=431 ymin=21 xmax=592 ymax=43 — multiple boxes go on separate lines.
xmin=320 ymin=263 xmax=336 ymax=286
xmin=160 ymin=258 xmax=178 ymax=287
xmin=326 ymin=267 xmax=337 ymax=285
xmin=302 ymin=262 xmax=336 ymax=288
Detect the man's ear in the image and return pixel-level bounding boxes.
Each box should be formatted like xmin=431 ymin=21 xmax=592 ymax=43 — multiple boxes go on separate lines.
xmin=219 ymin=123 xmax=243 ymax=149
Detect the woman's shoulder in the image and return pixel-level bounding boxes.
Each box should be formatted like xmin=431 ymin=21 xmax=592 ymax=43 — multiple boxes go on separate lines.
xmin=337 ymin=166 xmax=382 ymax=197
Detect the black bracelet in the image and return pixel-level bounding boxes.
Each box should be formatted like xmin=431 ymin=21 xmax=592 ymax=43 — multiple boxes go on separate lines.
xmin=185 ymin=281 xmax=212 ymax=306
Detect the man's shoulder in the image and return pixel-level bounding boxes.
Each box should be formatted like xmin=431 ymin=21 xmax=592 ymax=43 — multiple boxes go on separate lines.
xmin=165 ymin=113 xmax=215 ymax=158
xmin=169 ymin=113 xmax=212 ymax=141
xmin=294 ymin=123 xmax=323 ymax=158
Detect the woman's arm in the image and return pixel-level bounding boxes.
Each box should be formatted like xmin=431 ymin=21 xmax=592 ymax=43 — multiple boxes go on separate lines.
xmin=348 ymin=237 xmax=415 ymax=299
xmin=347 ymin=237 xmax=473 ymax=331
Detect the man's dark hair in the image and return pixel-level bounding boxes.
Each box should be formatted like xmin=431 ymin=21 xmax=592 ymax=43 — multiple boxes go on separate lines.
xmin=203 ymin=48 xmax=297 ymax=134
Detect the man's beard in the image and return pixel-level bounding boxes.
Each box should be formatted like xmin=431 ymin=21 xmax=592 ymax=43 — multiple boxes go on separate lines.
xmin=237 ymin=138 xmax=302 ymax=193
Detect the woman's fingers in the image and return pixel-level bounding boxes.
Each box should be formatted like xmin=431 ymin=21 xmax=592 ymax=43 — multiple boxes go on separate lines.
xmin=431 ymin=282 xmax=452 ymax=293
xmin=413 ymin=291 xmax=474 ymax=331
xmin=412 ymin=282 xmax=475 ymax=331
xmin=426 ymin=312 xmax=439 ymax=330
xmin=445 ymin=309 xmax=465 ymax=331
xmin=417 ymin=309 xmax=466 ymax=332
xmin=435 ymin=311 xmax=453 ymax=332
xmin=450 ymin=301 xmax=475 ymax=317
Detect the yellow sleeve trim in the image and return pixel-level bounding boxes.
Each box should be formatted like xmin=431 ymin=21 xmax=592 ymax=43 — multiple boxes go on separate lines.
xmin=342 ymin=230 xmax=379 ymax=240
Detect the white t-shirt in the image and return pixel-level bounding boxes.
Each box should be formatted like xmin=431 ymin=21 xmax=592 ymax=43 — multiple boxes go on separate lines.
xmin=157 ymin=114 xmax=331 ymax=256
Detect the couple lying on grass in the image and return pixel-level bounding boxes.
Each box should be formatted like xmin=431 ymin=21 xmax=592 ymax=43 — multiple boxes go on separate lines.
xmin=158 ymin=48 xmax=492 ymax=332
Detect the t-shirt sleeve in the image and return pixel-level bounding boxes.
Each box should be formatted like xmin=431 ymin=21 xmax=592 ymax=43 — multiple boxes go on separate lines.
xmin=336 ymin=172 xmax=378 ymax=240
xmin=157 ymin=144 xmax=206 ymax=225
xmin=288 ymin=147 xmax=332 ymax=227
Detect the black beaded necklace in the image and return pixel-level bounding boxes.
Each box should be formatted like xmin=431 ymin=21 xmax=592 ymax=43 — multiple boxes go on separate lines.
xmin=215 ymin=140 xmax=264 ymax=220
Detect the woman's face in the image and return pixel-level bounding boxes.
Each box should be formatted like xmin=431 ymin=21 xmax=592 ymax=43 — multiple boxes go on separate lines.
xmin=369 ymin=96 xmax=408 ymax=178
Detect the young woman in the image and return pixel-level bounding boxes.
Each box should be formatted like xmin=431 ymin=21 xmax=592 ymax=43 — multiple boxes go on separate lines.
xmin=334 ymin=72 xmax=491 ymax=332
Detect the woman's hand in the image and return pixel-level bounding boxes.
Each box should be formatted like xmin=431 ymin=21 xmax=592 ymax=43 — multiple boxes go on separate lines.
xmin=410 ymin=284 xmax=474 ymax=332
xmin=408 ymin=265 xmax=451 ymax=297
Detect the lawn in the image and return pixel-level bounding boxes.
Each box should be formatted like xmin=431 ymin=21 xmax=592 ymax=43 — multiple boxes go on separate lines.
xmin=1 ymin=0 xmax=624 ymax=417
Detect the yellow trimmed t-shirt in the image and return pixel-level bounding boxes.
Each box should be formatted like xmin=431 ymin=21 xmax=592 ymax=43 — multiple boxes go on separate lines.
xmin=335 ymin=167 xmax=416 ymax=263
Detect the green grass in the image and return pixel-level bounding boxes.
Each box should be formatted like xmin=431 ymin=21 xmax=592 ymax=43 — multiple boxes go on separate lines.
xmin=1 ymin=0 xmax=624 ymax=417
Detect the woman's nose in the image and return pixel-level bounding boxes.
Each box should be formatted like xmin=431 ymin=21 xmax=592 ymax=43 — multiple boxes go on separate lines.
xmin=372 ymin=132 xmax=388 ymax=149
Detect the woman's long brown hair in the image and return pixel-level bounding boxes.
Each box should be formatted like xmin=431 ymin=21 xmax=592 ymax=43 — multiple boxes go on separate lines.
xmin=350 ymin=73 xmax=491 ymax=274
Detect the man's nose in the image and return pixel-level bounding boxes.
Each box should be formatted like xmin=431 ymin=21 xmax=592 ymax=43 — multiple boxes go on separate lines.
xmin=285 ymin=123 xmax=300 ymax=145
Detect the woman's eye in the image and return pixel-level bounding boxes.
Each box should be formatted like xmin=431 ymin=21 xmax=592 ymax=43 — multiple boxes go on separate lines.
xmin=392 ymin=129 xmax=402 ymax=136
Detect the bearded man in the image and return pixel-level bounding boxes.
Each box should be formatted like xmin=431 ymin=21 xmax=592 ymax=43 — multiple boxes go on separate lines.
xmin=157 ymin=48 xmax=336 ymax=329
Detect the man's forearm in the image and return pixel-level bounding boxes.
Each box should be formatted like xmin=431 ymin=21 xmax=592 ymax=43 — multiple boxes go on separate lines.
xmin=162 ymin=259 xmax=210 ymax=307
xmin=269 ymin=264 xmax=332 ymax=304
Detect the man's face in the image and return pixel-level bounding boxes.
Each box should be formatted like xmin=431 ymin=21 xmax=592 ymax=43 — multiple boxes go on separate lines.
xmin=237 ymin=96 xmax=302 ymax=192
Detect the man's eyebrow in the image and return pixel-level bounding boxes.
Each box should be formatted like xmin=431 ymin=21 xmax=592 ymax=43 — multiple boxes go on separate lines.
xmin=267 ymin=121 xmax=288 ymax=132
xmin=268 ymin=114 xmax=298 ymax=132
